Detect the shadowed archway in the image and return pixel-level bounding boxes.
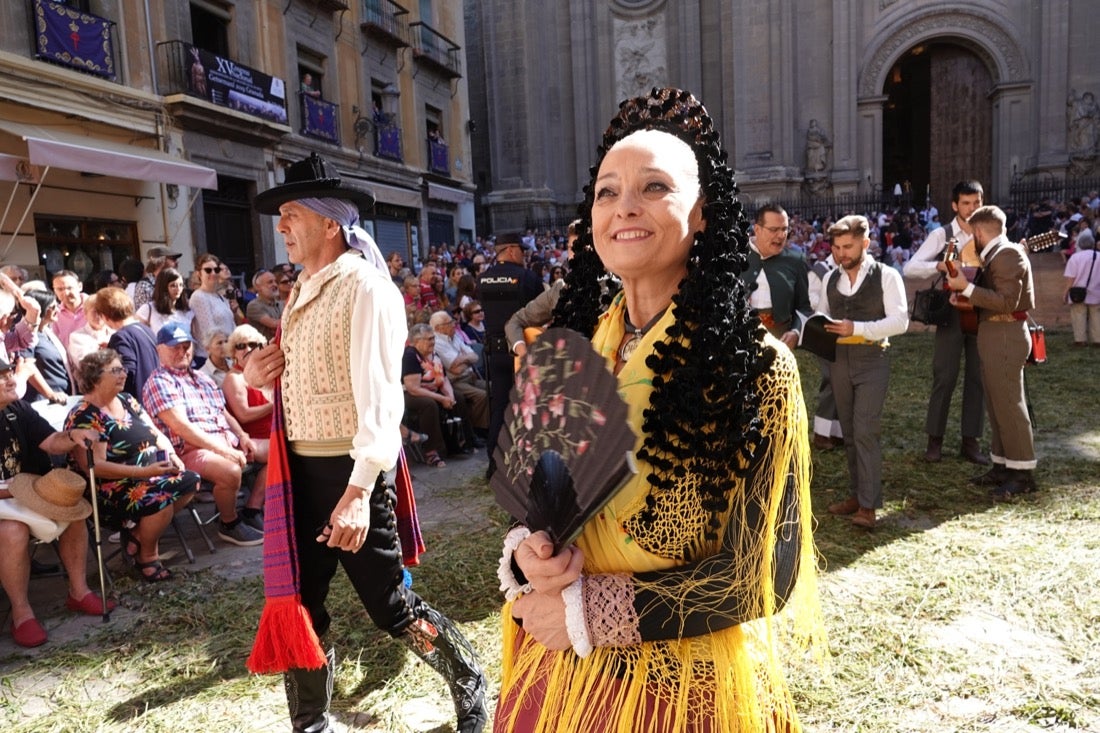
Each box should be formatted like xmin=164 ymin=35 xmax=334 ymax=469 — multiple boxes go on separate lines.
xmin=883 ymin=43 xmax=993 ymax=217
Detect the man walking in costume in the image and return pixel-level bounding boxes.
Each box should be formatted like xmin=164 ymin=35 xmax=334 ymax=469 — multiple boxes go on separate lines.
xmin=245 ymin=153 xmax=487 ymax=733
xmin=945 ymin=205 xmax=1038 ymax=499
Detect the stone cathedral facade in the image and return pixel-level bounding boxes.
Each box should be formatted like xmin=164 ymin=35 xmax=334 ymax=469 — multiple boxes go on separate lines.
xmin=464 ymin=0 xmax=1100 ymax=231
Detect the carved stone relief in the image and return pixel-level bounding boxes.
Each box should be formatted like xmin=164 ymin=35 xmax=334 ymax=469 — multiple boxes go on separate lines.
xmin=613 ymin=14 xmax=667 ymax=102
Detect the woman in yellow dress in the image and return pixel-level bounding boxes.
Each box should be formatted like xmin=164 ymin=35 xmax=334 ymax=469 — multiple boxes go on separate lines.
xmin=494 ymin=88 xmax=824 ymax=732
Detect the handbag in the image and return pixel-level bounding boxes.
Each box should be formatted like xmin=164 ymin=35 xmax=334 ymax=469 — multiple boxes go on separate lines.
xmin=911 ymin=273 xmax=953 ymax=326
xmin=1068 ymin=251 xmax=1095 ymax=303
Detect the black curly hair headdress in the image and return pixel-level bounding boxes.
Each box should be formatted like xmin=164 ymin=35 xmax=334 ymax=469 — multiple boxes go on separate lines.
xmin=553 ymin=87 xmax=775 ymax=541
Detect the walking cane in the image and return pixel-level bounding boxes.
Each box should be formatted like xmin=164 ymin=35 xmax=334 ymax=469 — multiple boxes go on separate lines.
xmin=84 ymin=440 xmax=112 ymax=622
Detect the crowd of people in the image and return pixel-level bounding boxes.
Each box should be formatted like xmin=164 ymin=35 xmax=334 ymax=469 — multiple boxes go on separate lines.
xmin=1 ymin=84 xmax=1097 ymax=730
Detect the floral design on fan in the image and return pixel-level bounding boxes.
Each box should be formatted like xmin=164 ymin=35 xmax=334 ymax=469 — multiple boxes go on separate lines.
xmin=509 ymin=336 xmax=607 ymax=472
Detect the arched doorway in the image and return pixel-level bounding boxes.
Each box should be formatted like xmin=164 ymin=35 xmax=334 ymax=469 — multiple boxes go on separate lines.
xmin=882 ymin=43 xmax=993 ymax=218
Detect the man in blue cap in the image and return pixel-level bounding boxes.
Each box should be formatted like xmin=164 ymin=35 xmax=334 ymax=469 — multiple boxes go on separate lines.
xmin=142 ymin=323 xmax=263 ymax=545
xmin=244 ymin=154 xmax=486 ymax=733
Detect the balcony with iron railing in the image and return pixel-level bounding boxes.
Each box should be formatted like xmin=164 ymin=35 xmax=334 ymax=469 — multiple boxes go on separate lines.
xmin=29 ymin=0 xmax=119 ymax=81
xmin=361 ymin=0 xmax=411 ymax=48
xmin=409 ymin=22 xmax=462 ymax=79
xmin=156 ymin=40 xmax=290 ymax=143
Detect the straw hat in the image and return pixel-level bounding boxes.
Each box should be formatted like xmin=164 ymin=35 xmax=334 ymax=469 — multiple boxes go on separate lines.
xmin=8 ymin=469 xmax=92 ymax=522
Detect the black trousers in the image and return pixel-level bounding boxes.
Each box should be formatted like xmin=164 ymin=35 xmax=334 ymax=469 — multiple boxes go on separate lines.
xmin=485 ymin=350 xmax=514 ymax=462
xmin=289 ymin=452 xmax=417 ymax=639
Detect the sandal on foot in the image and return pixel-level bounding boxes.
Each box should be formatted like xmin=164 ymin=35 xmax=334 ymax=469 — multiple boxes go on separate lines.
xmin=121 ymin=528 xmax=139 ymax=567
xmin=403 ymin=430 xmax=430 ymax=446
xmin=425 ymin=450 xmax=447 ymax=468
xmin=135 ymin=559 xmax=172 ymax=583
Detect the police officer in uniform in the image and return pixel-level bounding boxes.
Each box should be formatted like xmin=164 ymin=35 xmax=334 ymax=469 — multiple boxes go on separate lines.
xmin=477 ymin=232 xmax=542 ymax=476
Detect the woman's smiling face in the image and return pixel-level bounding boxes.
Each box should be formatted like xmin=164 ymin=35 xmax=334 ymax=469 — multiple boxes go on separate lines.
xmin=591 ymin=129 xmax=704 ymax=282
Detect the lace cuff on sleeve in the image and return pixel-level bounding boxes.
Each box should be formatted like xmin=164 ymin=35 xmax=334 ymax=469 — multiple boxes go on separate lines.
xmin=497 ymin=526 xmax=533 ymax=601
xmin=582 ymin=573 xmax=641 ymax=648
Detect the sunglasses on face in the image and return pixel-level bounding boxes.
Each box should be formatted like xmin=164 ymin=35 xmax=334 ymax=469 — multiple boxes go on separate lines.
xmin=202 ymin=267 xmax=220 ymax=274
xmin=234 ymin=342 xmax=264 ymax=352
xmin=471 ymin=308 xmax=483 ymax=314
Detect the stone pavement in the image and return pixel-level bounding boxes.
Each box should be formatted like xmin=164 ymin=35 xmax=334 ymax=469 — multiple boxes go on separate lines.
xmin=0 ymin=450 xmax=490 ymax=658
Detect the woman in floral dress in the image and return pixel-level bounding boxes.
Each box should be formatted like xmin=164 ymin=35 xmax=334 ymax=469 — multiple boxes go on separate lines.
xmin=66 ymin=348 xmax=199 ymax=581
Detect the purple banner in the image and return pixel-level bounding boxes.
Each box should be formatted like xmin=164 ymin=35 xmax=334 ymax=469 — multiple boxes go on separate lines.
xmin=429 ymin=139 xmax=449 ymax=175
xmin=183 ymin=43 xmax=287 ymax=125
xmin=376 ymin=123 xmax=402 ymax=161
xmin=302 ymin=95 xmax=339 ymax=143
xmin=34 ymin=0 xmax=115 ymax=79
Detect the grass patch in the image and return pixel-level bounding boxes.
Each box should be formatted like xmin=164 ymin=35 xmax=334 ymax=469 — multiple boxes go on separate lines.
xmin=2 ymin=331 xmax=1097 ymax=731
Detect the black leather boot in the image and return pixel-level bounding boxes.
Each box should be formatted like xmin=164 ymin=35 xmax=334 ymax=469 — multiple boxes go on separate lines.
xmin=401 ymin=603 xmax=488 ymax=733
xmin=969 ymin=464 xmax=1009 ymax=486
xmin=959 ymin=437 xmax=991 ymax=465
xmin=991 ymin=469 xmax=1037 ymax=501
xmin=284 ymin=646 xmax=335 ymax=733
xmin=923 ymin=435 xmax=943 ymax=463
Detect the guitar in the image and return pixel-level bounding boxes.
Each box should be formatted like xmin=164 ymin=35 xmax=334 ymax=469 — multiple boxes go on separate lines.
xmin=945 ymin=230 xmax=1061 ymax=335
xmin=1020 ymin=229 xmax=1065 ymax=253
xmin=943 ymin=239 xmax=979 ymax=334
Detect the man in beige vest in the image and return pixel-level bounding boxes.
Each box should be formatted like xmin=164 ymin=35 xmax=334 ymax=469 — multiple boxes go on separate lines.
xmin=246 ymin=154 xmax=486 ymax=733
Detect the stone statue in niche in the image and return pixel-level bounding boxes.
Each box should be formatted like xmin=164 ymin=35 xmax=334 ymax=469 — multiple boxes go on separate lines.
xmin=1067 ymin=89 xmax=1099 ymax=158
xmin=804 ymin=119 xmax=832 ymax=175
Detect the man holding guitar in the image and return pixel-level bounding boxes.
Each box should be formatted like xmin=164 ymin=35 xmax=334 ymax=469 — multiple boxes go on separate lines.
xmin=903 ymin=180 xmax=988 ymax=465
xmin=945 ymin=205 xmax=1037 ymax=499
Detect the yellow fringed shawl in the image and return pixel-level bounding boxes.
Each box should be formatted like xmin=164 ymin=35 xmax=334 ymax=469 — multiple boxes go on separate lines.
xmin=497 ymin=294 xmax=824 ymax=733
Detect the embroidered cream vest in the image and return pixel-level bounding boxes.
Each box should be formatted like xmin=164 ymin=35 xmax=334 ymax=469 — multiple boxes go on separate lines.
xmin=281 ymin=255 xmax=362 ymax=451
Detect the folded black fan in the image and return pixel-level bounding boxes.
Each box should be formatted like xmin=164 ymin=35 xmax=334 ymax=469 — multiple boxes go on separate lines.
xmin=491 ymin=328 xmax=638 ymax=553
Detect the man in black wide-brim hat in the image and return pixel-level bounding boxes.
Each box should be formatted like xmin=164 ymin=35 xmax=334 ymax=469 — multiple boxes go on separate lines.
xmin=244 ymin=153 xmax=487 ymax=733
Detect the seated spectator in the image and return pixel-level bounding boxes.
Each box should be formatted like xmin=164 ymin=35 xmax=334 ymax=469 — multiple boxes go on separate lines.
xmin=142 ymin=324 xmax=264 ymax=546
xmin=274 ymin=269 xmax=295 ymax=308
xmin=136 ymin=267 xmax=194 ymax=335
xmin=455 ymin=274 xmax=479 ymax=313
xmin=198 ymin=330 xmax=232 ymax=389
xmin=244 ymin=270 xmax=282 ymax=341
xmin=0 ymin=265 xmax=28 ymax=289
xmin=95 ymin=286 xmax=159 ymax=400
xmin=460 ymin=300 xmax=486 ymax=345
xmin=222 ymin=325 xmax=271 ymax=496
xmin=66 ymin=348 xmax=199 ymax=582
xmin=402 ymin=275 xmax=430 ymax=327
xmin=19 ymin=289 xmax=71 ymax=404
xmin=430 ymin=274 xmax=452 ymax=314
xmin=0 ymin=356 xmax=114 ymax=647
xmin=0 ymin=278 xmax=40 ymax=397
xmin=430 ymin=311 xmax=488 ymax=442
xmin=67 ymin=294 xmax=114 ymax=388
xmin=400 ymin=323 xmax=476 ymax=468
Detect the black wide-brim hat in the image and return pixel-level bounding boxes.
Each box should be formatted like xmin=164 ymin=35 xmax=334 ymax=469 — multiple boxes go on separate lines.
xmin=253 ymin=152 xmax=375 ymax=215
